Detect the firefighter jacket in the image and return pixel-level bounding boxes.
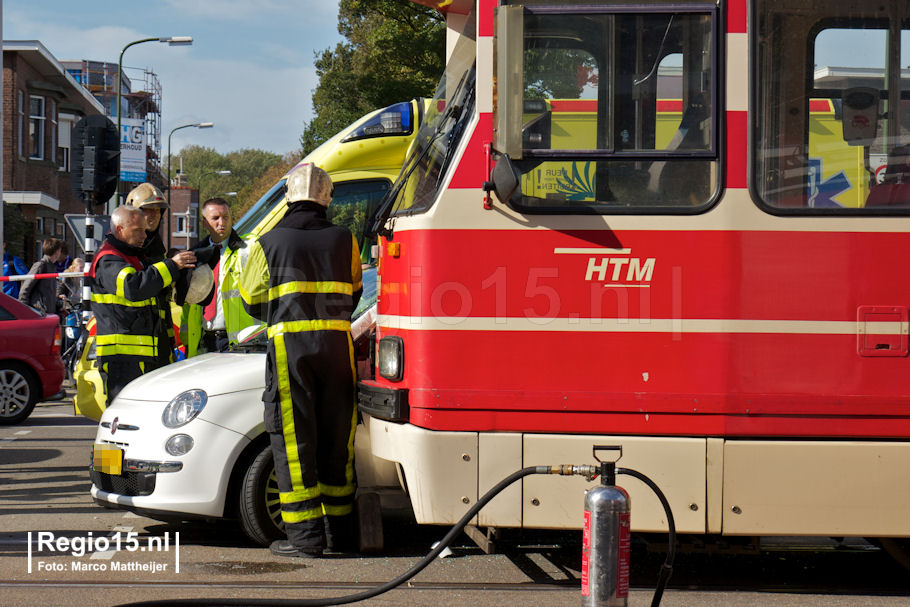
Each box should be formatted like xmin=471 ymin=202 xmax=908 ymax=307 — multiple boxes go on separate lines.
xmin=238 ymin=202 xmax=363 ymax=333
xmin=90 ymin=234 xmax=178 ymax=368
xmin=179 ymin=229 xmax=257 ymax=357
xmin=143 ymin=229 xmax=177 ymax=365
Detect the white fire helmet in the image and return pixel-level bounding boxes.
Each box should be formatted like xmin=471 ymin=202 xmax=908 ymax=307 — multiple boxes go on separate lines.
xmin=125 ymin=183 xmax=168 ymax=209
xmin=183 ymin=265 xmax=215 ymax=305
xmin=286 ymin=163 xmax=333 ymax=207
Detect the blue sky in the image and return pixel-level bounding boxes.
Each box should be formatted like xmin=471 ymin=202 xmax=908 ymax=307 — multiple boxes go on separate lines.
xmin=3 ymin=0 xmax=344 ymax=156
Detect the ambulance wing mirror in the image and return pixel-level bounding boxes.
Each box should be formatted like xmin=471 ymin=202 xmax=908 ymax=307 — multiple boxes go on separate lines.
xmin=489 ymin=153 xmax=522 ymax=204
xmin=842 ymin=87 xmax=879 ymax=146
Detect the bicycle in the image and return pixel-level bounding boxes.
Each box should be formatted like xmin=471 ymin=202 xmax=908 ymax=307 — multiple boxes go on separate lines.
xmin=60 ymin=303 xmax=89 ymax=385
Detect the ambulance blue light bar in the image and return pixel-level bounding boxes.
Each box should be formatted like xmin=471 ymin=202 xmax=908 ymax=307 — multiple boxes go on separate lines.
xmin=342 ymin=101 xmax=414 ymax=142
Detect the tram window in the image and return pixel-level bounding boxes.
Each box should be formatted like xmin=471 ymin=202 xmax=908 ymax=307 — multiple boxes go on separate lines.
xmin=502 ymin=3 xmax=718 ymax=213
xmin=753 ymin=0 xmax=910 ymax=212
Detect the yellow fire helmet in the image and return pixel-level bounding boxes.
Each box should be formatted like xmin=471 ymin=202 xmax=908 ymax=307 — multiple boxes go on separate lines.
xmin=125 ymin=182 xmax=168 ymax=209
xmin=286 ymin=163 xmax=333 ymax=207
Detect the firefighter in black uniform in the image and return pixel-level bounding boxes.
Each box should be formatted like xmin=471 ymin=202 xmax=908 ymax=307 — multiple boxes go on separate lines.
xmin=239 ymin=163 xmax=362 ymax=558
xmin=125 ymin=182 xmax=177 ymax=367
xmin=91 ymin=205 xmax=196 ymax=404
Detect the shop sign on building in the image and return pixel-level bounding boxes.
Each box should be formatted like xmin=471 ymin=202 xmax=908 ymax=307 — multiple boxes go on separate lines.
xmin=120 ymin=118 xmax=147 ymax=183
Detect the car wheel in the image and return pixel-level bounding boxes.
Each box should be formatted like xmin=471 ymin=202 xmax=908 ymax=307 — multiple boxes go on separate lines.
xmin=0 ymin=362 xmax=39 ymax=425
xmin=238 ymin=443 xmax=285 ymax=546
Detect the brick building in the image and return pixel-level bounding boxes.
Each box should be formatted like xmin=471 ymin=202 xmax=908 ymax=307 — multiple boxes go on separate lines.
xmin=168 ymin=184 xmax=200 ymax=251
xmin=3 ymin=40 xmax=106 ymax=265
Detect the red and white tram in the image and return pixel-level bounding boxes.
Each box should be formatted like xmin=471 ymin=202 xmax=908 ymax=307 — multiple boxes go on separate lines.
xmin=357 ymin=0 xmax=910 ymax=555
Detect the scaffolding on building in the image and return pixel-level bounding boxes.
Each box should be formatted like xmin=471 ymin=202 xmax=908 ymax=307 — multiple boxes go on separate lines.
xmin=60 ymin=60 xmax=164 ymax=186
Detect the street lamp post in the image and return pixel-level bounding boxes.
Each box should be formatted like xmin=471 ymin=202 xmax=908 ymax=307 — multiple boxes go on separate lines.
xmin=116 ymin=36 xmax=193 ymax=208
xmin=167 ymin=122 xmax=214 ymax=249
xmin=197 ymin=169 xmax=231 ymax=202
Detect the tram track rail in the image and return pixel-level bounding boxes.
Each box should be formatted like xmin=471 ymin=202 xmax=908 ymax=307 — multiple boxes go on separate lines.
xmin=0 ymin=580 xmax=576 ymax=591
xmin=2 ymin=575 xmax=909 ymax=602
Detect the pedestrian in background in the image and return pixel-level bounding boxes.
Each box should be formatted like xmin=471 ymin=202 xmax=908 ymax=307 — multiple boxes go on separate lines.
xmin=57 ymin=257 xmax=85 ymax=359
xmin=57 ymin=257 xmax=86 ymax=311
xmin=2 ymin=242 xmax=28 ymax=299
xmin=55 ymin=247 xmax=70 ymax=274
xmin=239 ymin=163 xmax=362 ymax=558
xmin=19 ymin=238 xmax=65 ymax=315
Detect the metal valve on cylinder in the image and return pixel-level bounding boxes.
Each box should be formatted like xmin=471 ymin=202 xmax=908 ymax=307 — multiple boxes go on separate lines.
xmin=582 ymin=445 xmax=631 ymax=607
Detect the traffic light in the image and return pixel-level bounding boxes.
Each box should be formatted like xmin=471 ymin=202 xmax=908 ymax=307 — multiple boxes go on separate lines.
xmin=70 ymin=114 xmax=120 ymax=205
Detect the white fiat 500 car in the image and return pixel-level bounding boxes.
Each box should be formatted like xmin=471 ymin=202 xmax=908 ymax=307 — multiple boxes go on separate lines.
xmin=90 ymin=269 xmax=391 ymax=546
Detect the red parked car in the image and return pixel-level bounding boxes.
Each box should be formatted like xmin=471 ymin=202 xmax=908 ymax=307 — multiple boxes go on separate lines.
xmin=0 ymin=293 xmax=64 ymax=424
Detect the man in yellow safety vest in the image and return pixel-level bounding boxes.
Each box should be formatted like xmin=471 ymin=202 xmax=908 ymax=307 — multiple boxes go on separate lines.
xmin=179 ymin=197 xmax=256 ymax=357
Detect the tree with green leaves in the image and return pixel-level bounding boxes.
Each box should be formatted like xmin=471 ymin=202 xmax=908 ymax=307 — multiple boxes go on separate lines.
xmin=300 ymin=0 xmax=445 ymax=155
xmin=234 ymin=153 xmax=299 ymax=220
xmin=525 ymin=48 xmax=598 ymax=100
xmin=166 ymin=145 xmax=284 ymax=219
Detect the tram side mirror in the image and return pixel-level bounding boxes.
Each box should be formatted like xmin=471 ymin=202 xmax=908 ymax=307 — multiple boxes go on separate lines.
xmin=494 ymin=4 xmax=524 ymax=159
xmin=489 ymin=154 xmax=523 ymax=204
xmin=842 ymin=87 xmax=879 ymax=146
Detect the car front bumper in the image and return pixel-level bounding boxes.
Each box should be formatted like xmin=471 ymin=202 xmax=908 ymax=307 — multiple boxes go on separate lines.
xmin=91 ymin=396 xmax=251 ymax=519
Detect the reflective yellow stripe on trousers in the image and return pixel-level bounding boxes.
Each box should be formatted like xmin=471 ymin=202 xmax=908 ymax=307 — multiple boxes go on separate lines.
xmin=281 ymin=507 xmax=325 ymax=524
xmin=274 ymin=333 xmax=304 ymax=488
xmin=95 ymin=333 xmax=157 ymax=357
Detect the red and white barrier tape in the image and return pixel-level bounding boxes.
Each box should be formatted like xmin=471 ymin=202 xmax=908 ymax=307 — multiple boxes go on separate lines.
xmin=0 ymin=271 xmax=87 ymax=282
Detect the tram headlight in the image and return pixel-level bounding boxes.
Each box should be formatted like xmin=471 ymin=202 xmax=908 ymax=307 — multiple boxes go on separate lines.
xmin=378 ymin=336 xmax=404 ymax=381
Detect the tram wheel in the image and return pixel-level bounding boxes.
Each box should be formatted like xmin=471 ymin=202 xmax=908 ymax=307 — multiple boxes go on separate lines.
xmin=879 ymin=538 xmax=910 ymax=572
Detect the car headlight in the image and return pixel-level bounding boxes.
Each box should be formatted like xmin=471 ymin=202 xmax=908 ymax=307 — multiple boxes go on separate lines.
xmin=162 ymin=389 xmax=207 ymax=428
xmin=378 ymin=336 xmax=403 ymax=381
xmin=165 ymin=434 xmax=195 ymax=456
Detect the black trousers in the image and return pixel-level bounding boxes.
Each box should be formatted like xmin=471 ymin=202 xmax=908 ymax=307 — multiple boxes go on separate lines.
xmin=99 ymin=360 xmax=145 ymax=405
xmin=264 ymin=330 xmax=357 ymax=551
